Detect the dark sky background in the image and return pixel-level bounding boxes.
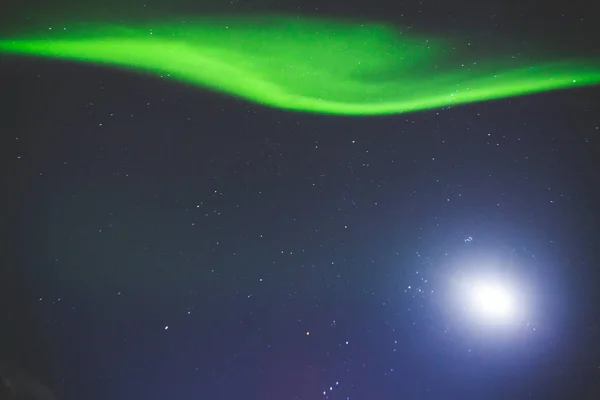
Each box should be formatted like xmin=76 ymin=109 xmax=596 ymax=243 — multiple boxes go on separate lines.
xmin=1 ymin=1 xmax=599 ymax=399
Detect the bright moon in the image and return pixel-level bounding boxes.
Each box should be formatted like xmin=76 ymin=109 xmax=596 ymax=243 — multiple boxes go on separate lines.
xmin=470 ymin=283 xmax=515 ymax=320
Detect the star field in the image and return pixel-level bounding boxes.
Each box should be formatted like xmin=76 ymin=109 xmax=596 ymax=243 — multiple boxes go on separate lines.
xmin=1 ymin=1 xmax=600 ymax=400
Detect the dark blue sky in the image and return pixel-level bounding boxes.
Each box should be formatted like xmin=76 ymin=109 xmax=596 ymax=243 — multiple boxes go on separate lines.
xmin=1 ymin=1 xmax=599 ymax=399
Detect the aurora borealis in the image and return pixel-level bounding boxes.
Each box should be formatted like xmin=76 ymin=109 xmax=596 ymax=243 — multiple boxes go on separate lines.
xmin=1 ymin=15 xmax=599 ymax=115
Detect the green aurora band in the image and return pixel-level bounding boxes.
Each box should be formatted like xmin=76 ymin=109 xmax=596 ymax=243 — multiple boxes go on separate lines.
xmin=1 ymin=15 xmax=599 ymax=115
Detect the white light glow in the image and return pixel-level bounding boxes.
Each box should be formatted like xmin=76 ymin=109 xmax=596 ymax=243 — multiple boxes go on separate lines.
xmin=438 ymin=253 xmax=535 ymax=335
xmin=470 ymin=283 xmax=514 ymax=320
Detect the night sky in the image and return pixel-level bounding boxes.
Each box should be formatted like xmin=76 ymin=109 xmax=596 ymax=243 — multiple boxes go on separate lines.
xmin=1 ymin=1 xmax=600 ymax=399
